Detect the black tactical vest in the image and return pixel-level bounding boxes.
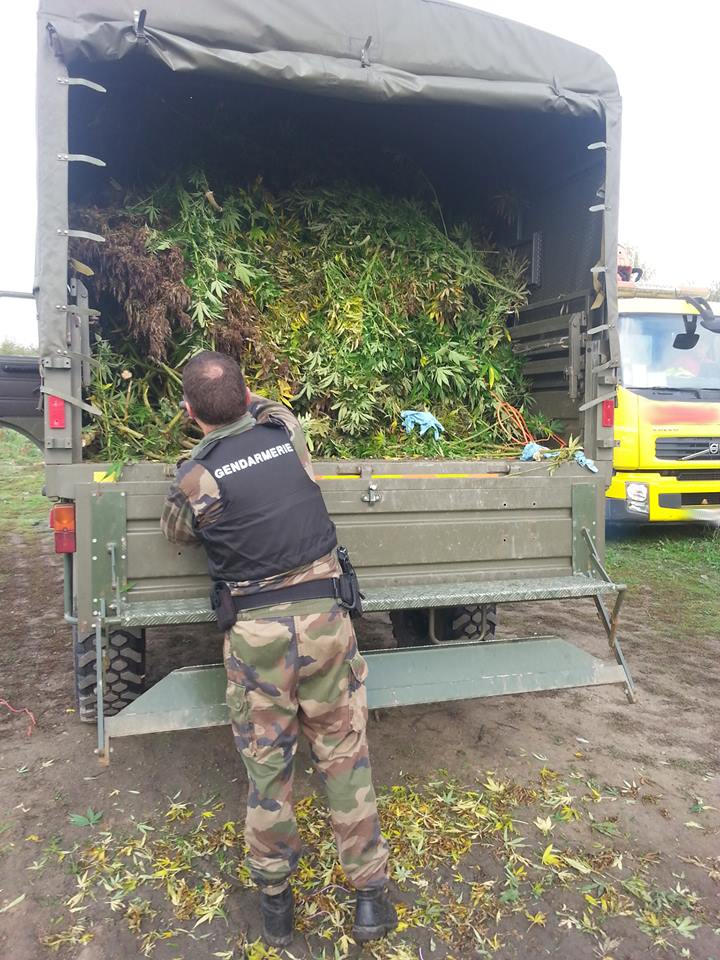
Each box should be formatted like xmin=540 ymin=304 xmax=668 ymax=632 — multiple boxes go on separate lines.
xmin=192 ymin=423 xmax=337 ymax=583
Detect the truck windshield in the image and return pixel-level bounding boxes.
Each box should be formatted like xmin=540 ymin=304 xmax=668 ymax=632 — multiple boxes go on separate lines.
xmin=618 ymin=312 xmax=720 ymax=391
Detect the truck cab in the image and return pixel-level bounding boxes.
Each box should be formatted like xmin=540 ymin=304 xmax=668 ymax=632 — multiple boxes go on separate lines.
xmin=606 ymin=294 xmax=720 ymax=522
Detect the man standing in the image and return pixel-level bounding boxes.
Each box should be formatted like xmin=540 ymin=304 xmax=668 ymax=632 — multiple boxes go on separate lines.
xmin=161 ymin=352 xmax=395 ymax=947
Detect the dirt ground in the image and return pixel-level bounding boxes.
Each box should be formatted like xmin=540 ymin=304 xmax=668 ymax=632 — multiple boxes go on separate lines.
xmin=1 ymin=526 xmax=718 ymax=960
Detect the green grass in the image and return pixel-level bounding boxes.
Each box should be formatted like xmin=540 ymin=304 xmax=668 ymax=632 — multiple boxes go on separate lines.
xmin=0 ymin=429 xmax=46 ymax=533
xmin=606 ymin=525 xmax=720 ymax=632
xmin=0 ymin=428 xmax=42 ymax=465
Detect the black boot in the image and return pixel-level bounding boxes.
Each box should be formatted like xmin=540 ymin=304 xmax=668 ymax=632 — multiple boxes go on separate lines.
xmin=260 ymin=886 xmax=294 ymax=948
xmin=352 ymin=887 xmax=398 ymax=943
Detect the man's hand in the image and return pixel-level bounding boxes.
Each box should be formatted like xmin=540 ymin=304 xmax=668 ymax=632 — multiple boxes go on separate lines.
xmin=249 ymin=393 xmax=315 ymax=479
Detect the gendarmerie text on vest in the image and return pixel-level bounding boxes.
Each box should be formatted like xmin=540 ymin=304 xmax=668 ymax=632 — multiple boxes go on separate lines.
xmin=212 ymin=441 xmax=295 ymax=479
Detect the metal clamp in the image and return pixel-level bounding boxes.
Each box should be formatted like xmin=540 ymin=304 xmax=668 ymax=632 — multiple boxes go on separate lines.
xmin=56 ymin=348 xmax=100 ymax=368
xmin=578 ymin=390 xmax=616 ymax=413
xmin=57 ymin=77 xmax=107 ymax=93
xmin=133 ymin=8 xmax=148 ymax=41
xmin=42 ymin=355 xmax=72 ymax=369
xmin=55 ymin=304 xmax=101 ymax=317
xmin=584 ymin=323 xmax=610 ymax=337
xmin=40 ymin=386 xmax=102 ymax=418
xmin=57 ymin=153 xmax=106 ymax=167
xmin=360 ymin=35 xmax=373 ymax=67
xmin=56 ymin=229 xmax=105 ymax=243
xmin=362 ymin=483 xmax=382 ymax=505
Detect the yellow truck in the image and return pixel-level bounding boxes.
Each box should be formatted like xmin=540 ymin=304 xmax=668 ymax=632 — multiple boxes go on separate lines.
xmin=606 ymin=289 xmax=720 ymax=522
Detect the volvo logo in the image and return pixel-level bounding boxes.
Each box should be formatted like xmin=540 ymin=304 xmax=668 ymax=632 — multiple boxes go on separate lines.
xmin=710 ymin=442 xmax=720 ymax=456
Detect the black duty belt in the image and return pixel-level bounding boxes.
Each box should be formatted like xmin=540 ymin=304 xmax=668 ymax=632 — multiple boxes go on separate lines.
xmin=211 ymin=546 xmax=363 ymax=632
xmin=232 ymin=578 xmax=340 ymax=613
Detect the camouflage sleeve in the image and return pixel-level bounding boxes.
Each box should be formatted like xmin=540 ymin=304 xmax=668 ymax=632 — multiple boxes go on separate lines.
xmin=160 ymin=461 xmax=222 ymax=543
xmin=248 ymin=393 xmax=314 ymax=479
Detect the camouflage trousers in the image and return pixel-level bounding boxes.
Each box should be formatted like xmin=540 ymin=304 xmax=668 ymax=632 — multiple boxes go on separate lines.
xmin=224 ymin=601 xmax=390 ymax=894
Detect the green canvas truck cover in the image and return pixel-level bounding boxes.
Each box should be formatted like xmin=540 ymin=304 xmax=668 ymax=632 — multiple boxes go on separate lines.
xmin=38 ymin=0 xmax=619 ymax=108
xmin=36 ymin=0 xmax=621 ymax=358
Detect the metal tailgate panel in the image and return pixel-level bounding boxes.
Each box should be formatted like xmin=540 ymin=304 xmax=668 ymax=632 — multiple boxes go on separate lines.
xmin=72 ymin=465 xmax=601 ymax=628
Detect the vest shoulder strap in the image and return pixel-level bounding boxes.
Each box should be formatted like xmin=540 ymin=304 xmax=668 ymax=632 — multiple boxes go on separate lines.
xmin=193 ymin=421 xmax=287 ymax=463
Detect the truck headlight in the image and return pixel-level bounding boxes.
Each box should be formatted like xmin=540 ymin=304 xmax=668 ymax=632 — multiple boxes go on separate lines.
xmin=626 ymin=482 xmax=649 ymax=515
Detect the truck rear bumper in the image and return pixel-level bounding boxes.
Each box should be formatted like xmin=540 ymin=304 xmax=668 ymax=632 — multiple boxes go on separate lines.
xmin=607 ymin=472 xmax=720 ymax=523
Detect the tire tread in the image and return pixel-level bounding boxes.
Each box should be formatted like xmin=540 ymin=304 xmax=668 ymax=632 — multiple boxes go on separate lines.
xmin=73 ymin=628 xmax=146 ymax=723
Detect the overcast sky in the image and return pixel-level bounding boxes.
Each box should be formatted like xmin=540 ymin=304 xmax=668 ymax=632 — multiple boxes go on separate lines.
xmin=1 ymin=2 xmax=718 ymax=346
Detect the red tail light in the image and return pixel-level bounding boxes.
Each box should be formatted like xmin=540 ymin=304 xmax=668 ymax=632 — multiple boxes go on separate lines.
xmin=50 ymin=503 xmax=76 ymax=553
xmin=47 ymin=395 xmax=66 ymax=429
xmin=601 ymin=398 xmax=615 ymax=428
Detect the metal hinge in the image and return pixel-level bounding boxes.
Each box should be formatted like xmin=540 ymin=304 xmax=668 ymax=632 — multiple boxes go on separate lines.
xmin=42 ymin=355 xmax=72 ymax=369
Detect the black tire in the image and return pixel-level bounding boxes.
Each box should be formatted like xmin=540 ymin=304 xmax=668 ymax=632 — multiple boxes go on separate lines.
xmin=447 ymin=604 xmax=498 ymax=642
xmin=389 ymin=609 xmax=430 ymax=647
xmin=74 ymin=627 xmax=146 ymax=723
xmin=390 ymin=605 xmax=497 ymax=647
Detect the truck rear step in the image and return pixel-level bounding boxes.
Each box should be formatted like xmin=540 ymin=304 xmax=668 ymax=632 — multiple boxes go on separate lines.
xmin=105 ymin=635 xmax=628 ymax=746
xmin=98 ymin=574 xmax=633 ymax=761
xmin=119 ymin=574 xmax=624 ymax=627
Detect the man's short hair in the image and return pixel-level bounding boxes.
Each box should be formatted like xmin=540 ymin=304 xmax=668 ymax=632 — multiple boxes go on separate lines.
xmin=182 ymin=351 xmax=247 ymax=426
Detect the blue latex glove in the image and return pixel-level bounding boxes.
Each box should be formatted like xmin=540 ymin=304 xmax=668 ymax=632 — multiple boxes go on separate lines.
xmin=575 ymin=450 xmax=598 ymax=473
xmin=400 ymin=410 xmax=445 ymax=440
xmin=520 ymin=441 xmax=551 ymax=461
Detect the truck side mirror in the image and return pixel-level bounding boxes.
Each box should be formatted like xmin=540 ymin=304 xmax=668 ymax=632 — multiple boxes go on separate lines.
xmin=686 ymin=296 xmax=720 ymax=333
xmin=700 ymin=316 xmax=720 ymax=334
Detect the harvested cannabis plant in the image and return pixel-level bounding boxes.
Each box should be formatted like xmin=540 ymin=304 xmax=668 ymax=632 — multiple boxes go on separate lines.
xmin=72 ymin=174 xmax=534 ymax=461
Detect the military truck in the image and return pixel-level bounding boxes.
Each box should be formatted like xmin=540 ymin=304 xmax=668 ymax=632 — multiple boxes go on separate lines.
xmin=0 ymin=0 xmax=632 ymax=760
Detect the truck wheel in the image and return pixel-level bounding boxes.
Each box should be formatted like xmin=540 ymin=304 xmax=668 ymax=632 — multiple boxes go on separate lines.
xmin=74 ymin=627 xmax=146 ymax=723
xmin=390 ymin=605 xmax=497 ymax=647
xmin=447 ymin=604 xmax=497 ymax=642
xmin=389 ymin=609 xmax=430 ymax=647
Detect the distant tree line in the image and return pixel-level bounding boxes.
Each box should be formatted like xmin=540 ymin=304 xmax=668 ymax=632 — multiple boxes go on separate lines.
xmin=0 ymin=339 xmax=38 ymax=356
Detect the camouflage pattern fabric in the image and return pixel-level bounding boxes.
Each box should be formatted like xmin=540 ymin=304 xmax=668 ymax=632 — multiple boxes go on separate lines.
xmin=225 ymin=602 xmax=390 ymax=894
